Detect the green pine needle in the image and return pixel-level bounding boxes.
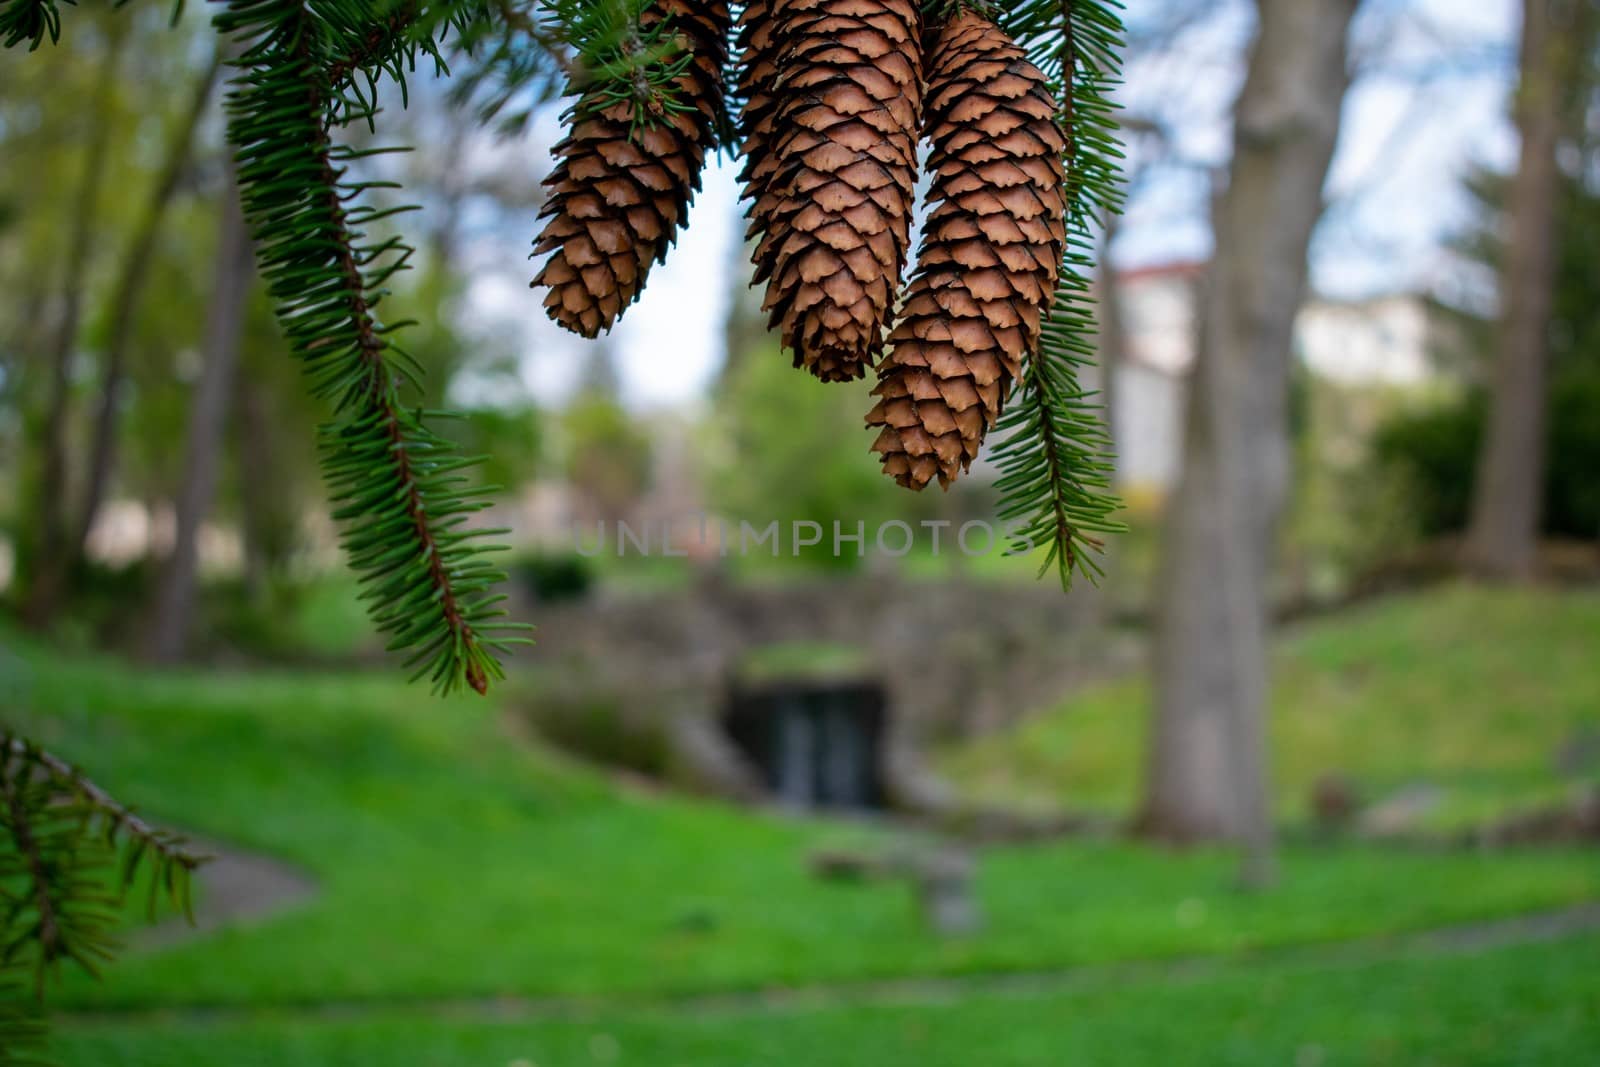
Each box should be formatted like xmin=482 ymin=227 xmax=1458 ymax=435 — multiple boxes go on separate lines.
xmin=0 ymin=733 xmax=204 ymax=1001
xmin=989 ymin=0 xmax=1130 ymax=588
xmin=216 ymin=0 xmax=531 ymax=695
xmin=0 ymin=0 xmax=69 ymax=50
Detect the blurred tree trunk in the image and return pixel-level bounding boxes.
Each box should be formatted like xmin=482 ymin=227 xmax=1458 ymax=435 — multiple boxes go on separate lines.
xmin=1091 ymin=212 xmax=1127 ymax=618
xmin=1464 ymin=0 xmax=1589 ymax=579
xmin=20 ymin=21 xmax=128 ymax=626
xmin=1097 ymin=212 xmax=1125 ymax=469
xmin=72 ymin=53 xmax=221 ymax=571
xmin=1140 ymin=0 xmax=1358 ymax=889
xmin=232 ymin=367 xmax=286 ymax=603
xmin=146 ymin=166 xmax=253 ymax=663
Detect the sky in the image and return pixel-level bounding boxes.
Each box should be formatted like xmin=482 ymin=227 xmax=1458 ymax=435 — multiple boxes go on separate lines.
xmin=463 ymin=0 xmax=1522 ymax=411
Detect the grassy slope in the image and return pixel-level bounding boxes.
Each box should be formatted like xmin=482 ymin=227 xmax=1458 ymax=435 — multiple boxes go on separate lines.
xmin=1 ymin=593 xmax=1595 ymax=1013
xmin=939 ymin=584 xmax=1600 ymax=825
xmin=54 ymin=931 xmax=1600 ymax=1066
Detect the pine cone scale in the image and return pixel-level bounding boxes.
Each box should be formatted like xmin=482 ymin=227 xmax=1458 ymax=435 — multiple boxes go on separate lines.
xmin=531 ymin=1 xmax=732 ymax=339
xmin=739 ymin=0 xmax=924 ymax=383
xmin=866 ymin=11 xmax=1069 ymax=490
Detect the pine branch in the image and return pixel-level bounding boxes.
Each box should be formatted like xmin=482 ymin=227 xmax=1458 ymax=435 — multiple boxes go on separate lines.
xmin=0 ymin=0 xmax=67 ymax=50
xmin=1 ymin=738 xmax=203 ymax=917
xmin=545 ymin=0 xmax=719 ymax=138
xmin=0 ymin=733 xmax=204 ymax=997
xmin=0 ymin=993 xmax=48 ymax=1067
xmin=984 ymin=0 xmax=1127 ymax=586
xmin=447 ymin=0 xmax=575 ymax=133
xmin=0 ymin=0 xmax=191 ymax=51
xmin=216 ymin=0 xmax=530 ymax=695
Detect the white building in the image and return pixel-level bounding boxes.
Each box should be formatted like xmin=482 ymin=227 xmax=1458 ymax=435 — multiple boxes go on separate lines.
xmin=1105 ymin=262 xmax=1442 ymax=491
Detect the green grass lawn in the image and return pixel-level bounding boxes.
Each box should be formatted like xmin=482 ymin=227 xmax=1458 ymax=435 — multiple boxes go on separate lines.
xmin=52 ymin=930 xmax=1600 ymax=1066
xmin=4 ymin=585 xmax=1598 ymax=1064
xmin=939 ymin=584 xmax=1600 ymax=828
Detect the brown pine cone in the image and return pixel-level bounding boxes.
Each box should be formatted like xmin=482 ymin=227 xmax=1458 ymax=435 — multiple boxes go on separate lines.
xmin=867 ymin=11 xmax=1067 ymax=490
xmin=739 ymin=0 xmax=923 ymax=382
xmin=532 ymin=1 xmax=731 ymax=338
xmin=734 ymin=0 xmax=785 ymax=236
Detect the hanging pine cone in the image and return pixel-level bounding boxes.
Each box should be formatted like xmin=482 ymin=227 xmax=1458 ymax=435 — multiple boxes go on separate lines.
xmin=532 ymin=1 xmax=731 ymax=338
xmin=866 ymin=10 xmax=1067 ymax=489
xmin=734 ymin=0 xmax=785 ymax=235
xmin=739 ymin=0 xmax=924 ymax=382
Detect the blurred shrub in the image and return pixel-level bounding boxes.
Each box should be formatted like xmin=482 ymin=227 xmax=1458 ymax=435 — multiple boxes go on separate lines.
xmin=53 ymin=558 xmax=155 ymax=648
xmin=511 ymin=553 xmax=595 ymax=604
xmin=201 ymin=576 xmax=377 ymax=662
xmin=706 ymin=344 xmax=939 ymax=572
xmin=1546 ymin=373 xmax=1600 ymax=538
xmin=522 ymin=687 xmax=670 ymax=778
xmin=1371 ymin=394 xmax=1485 ymax=537
xmin=1373 ymin=373 xmax=1600 ymax=539
xmin=565 ymin=392 xmax=653 ymax=521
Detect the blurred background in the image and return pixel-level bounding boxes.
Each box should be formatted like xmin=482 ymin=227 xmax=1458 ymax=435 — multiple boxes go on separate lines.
xmin=1 ymin=0 xmax=1597 ymax=1063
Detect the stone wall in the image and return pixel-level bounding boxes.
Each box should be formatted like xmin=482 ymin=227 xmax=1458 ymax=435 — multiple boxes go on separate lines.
xmin=513 ymin=572 xmax=1132 ymax=812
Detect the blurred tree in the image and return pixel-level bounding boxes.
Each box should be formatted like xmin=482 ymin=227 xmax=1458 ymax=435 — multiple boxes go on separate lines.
xmin=146 ymin=163 xmax=254 ymax=663
xmin=1 ymin=6 xmax=215 ymax=622
xmin=564 ymin=344 xmax=651 ymax=523
xmin=1142 ymin=0 xmax=1360 ymax=888
xmin=71 ymin=51 xmax=221 ymax=575
xmin=1377 ymin=153 xmax=1600 ymax=547
xmin=709 ymin=342 xmax=938 ymax=571
xmin=231 ymin=292 xmax=321 ymax=598
xmin=1376 ymin=377 xmax=1600 ymax=544
xmin=1464 ymin=0 xmax=1597 ymax=578
xmin=18 ymin=12 xmax=127 ymax=626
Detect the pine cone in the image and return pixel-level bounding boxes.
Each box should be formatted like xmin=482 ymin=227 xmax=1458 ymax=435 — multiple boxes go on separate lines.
xmin=739 ymin=0 xmax=923 ymax=382
xmin=532 ymin=1 xmax=731 ymax=338
xmin=867 ymin=11 xmax=1067 ymax=490
xmin=734 ymin=0 xmax=785 ymax=232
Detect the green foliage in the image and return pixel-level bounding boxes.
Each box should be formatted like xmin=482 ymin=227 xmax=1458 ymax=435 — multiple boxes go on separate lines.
xmin=710 ymin=344 xmax=935 ymax=571
xmin=1374 ymin=374 xmax=1600 ymax=540
xmin=0 ymin=736 xmax=202 ymax=1067
xmin=0 ymin=994 xmax=47 ymax=1066
xmin=0 ymin=0 xmax=191 ymax=52
xmin=0 ymin=0 xmax=66 ymax=51
xmin=1445 ymin=159 xmax=1600 ymax=386
xmin=563 ymin=387 xmax=652 ymax=521
xmin=444 ymin=0 xmax=569 ymax=133
xmin=1411 ymin=158 xmax=1600 ymax=538
xmin=1371 ymin=394 xmax=1484 ymax=538
xmin=214 ymin=0 xmax=529 ymax=695
xmin=989 ymin=0 xmax=1127 ymax=587
xmin=44 ymin=929 xmax=1600 ymax=1066
xmin=940 ymin=585 xmax=1600 ymax=828
xmin=0 ymin=0 xmax=60 ymax=52
xmin=542 ymin=0 xmax=715 ymax=137
xmin=509 ymin=552 xmax=594 ymax=604
xmin=0 ymin=731 xmax=201 ymax=1065
xmin=1546 ymin=372 xmax=1600 ymax=536
xmin=2 ymin=625 xmax=1594 ymax=1012
xmin=0 ymin=734 xmax=201 ymax=996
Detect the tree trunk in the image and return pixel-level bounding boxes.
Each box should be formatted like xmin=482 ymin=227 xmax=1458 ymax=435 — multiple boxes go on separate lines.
xmin=231 ymin=367 xmax=288 ymax=604
xmin=1097 ymin=212 xmax=1125 ymax=470
xmin=20 ymin=22 xmax=128 ymax=626
xmin=1463 ymin=0 xmax=1584 ymax=580
xmin=146 ymin=166 xmax=254 ymax=664
xmin=73 ymin=54 xmax=221 ymax=569
xmin=1140 ymin=0 xmax=1359 ymax=889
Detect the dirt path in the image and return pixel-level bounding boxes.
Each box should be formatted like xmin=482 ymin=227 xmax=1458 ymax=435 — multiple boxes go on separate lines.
xmin=135 ymin=842 xmax=316 ymax=949
xmin=75 ymin=900 xmax=1600 ymax=1027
